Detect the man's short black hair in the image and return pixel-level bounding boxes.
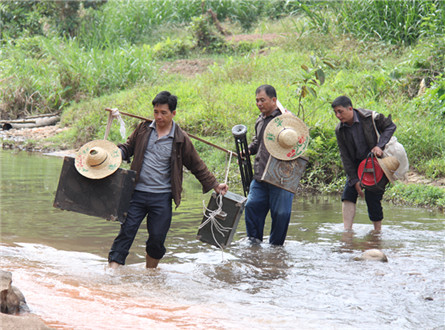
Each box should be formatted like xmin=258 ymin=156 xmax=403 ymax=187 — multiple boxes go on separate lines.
xmin=256 ymin=84 xmax=277 ymax=99
xmin=152 ymin=91 xmax=177 ymax=112
xmin=331 ymin=95 xmax=353 ymax=108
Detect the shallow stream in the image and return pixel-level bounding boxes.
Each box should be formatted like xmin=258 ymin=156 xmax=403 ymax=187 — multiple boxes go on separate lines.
xmin=1 ymin=150 xmax=444 ymax=329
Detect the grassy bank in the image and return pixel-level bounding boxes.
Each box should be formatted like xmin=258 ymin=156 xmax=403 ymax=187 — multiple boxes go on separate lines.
xmin=1 ymin=1 xmax=444 ymax=209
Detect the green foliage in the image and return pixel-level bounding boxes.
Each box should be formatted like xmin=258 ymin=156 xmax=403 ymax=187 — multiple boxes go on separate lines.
xmin=1 ymin=3 xmax=444 ymax=208
xmin=0 ymin=1 xmax=105 ymax=40
xmin=408 ymin=36 xmax=445 ymax=76
xmin=417 ymin=158 xmax=445 ymax=179
xmin=336 ymin=0 xmax=445 ymax=45
xmin=298 ymin=1 xmax=334 ymax=34
xmin=189 ymin=15 xmax=227 ymax=52
xmin=301 ymin=126 xmax=343 ymax=192
xmin=398 ymin=74 xmax=445 ymax=179
xmin=147 ymin=37 xmax=195 ymax=59
xmin=291 ymin=54 xmax=334 ymax=120
xmin=76 ymin=0 xmax=303 ymax=47
xmin=228 ymin=39 xmax=266 ymax=55
xmin=386 ymin=182 xmax=445 ymax=210
xmin=0 ymin=35 xmax=157 ymax=115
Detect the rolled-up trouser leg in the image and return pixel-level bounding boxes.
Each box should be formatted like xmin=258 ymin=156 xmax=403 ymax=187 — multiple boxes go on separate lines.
xmin=365 ymin=189 xmax=384 ymax=222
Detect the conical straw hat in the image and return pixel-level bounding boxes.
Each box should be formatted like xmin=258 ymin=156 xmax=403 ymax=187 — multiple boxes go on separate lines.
xmin=75 ymin=140 xmax=122 ymax=179
xmin=377 ymin=156 xmax=400 ymax=183
xmin=263 ymin=113 xmax=309 ymax=161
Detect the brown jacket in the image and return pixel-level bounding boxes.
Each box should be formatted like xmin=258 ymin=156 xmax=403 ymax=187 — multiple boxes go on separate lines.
xmin=118 ymin=121 xmax=219 ymax=207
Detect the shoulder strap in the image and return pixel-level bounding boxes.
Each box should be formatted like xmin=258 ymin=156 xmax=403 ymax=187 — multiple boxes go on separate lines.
xmin=371 ymin=111 xmax=380 ymax=139
xmin=276 ymin=99 xmax=286 ymax=114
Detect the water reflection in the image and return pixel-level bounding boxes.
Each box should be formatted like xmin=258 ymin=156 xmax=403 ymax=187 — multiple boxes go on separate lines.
xmin=339 ymin=230 xmax=384 ymax=253
xmin=1 ymin=150 xmax=444 ymax=329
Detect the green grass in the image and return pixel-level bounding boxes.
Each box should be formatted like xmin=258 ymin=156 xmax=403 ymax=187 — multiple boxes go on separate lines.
xmin=1 ymin=2 xmax=444 ymax=209
xmin=337 ymin=0 xmax=444 ymax=45
xmin=386 ymin=182 xmax=445 ymax=210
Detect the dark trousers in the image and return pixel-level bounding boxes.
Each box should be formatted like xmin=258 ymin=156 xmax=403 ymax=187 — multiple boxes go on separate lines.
xmin=108 ymin=190 xmax=172 ymax=265
xmin=341 ymin=182 xmax=384 ymax=221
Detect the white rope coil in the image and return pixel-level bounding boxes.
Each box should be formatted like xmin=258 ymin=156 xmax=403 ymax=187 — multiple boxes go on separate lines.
xmin=199 ymin=151 xmax=233 ymax=251
xmin=199 ymin=193 xmax=231 ymax=250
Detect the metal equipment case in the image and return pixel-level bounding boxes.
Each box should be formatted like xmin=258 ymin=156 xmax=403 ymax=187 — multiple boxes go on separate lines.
xmin=261 ymin=155 xmax=309 ymax=193
xmin=53 ymin=156 xmax=136 ymax=223
xmin=197 ymin=191 xmax=247 ymax=248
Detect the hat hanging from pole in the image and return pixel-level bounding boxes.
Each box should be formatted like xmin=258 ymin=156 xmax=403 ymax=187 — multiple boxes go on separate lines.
xmin=263 ymin=113 xmax=309 ymax=161
xmin=377 ymin=156 xmax=400 ymax=183
xmin=75 ymin=139 xmax=122 ymax=179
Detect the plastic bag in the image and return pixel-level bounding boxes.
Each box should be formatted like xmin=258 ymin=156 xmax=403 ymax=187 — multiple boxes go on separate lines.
xmin=372 ymin=111 xmax=409 ymax=180
xmin=382 ymin=136 xmax=409 ymax=180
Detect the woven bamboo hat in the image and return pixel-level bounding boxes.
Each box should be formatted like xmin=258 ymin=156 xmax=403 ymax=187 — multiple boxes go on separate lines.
xmin=263 ymin=113 xmax=309 ymax=161
xmin=75 ymin=139 xmax=122 ymax=179
xmin=377 ymin=156 xmax=400 ymax=183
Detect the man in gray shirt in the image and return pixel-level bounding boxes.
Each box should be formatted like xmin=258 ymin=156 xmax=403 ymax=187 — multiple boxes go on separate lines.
xmin=108 ymin=91 xmax=228 ymax=269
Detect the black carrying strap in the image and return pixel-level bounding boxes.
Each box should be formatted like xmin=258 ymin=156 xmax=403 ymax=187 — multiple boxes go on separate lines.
xmin=360 ymin=152 xmax=384 ymax=191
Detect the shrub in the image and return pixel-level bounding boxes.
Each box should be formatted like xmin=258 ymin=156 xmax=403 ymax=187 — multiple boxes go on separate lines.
xmin=148 ymin=37 xmax=195 ymax=59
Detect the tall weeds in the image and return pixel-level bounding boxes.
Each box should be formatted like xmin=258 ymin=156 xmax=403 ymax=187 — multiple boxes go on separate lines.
xmin=337 ymin=0 xmax=444 ymax=45
xmin=77 ymin=0 xmax=302 ymax=47
xmin=1 ymin=35 xmax=156 ymax=115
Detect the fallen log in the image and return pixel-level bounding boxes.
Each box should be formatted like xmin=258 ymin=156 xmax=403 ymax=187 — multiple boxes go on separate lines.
xmin=1 ymin=115 xmax=60 ymax=130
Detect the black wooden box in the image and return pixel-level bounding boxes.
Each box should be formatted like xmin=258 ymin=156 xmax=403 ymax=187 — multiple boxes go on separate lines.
xmin=197 ymin=191 xmax=247 ymax=248
xmin=53 ymin=156 xmax=136 ymax=223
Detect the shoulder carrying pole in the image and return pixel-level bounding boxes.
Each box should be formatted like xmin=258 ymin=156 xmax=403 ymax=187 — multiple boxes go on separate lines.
xmin=232 ymin=124 xmax=253 ymax=197
xmin=105 ymin=108 xmax=237 ymax=157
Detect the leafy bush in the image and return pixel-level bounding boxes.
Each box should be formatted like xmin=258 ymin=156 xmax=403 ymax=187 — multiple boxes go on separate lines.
xmin=0 ymin=1 xmax=106 ymax=41
xmin=189 ymin=15 xmax=227 ymax=52
xmin=148 ymin=37 xmax=195 ymax=59
xmin=302 ymin=126 xmax=343 ymax=192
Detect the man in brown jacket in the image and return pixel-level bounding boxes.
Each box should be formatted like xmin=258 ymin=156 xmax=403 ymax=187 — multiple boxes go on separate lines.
xmin=108 ymin=91 xmax=228 ymax=269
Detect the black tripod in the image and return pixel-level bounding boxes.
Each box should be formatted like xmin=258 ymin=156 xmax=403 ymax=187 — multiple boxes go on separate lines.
xmin=232 ymin=124 xmax=253 ymax=197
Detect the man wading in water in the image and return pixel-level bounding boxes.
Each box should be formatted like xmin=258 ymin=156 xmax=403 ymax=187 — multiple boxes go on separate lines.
xmin=108 ymin=91 xmax=228 ymax=269
xmin=332 ymin=95 xmax=396 ymax=231
xmin=244 ymin=85 xmax=296 ymax=245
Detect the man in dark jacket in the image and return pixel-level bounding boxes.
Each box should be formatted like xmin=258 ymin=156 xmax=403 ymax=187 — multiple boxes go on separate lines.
xmin=108 ymin=91 xmax=228 ymax=269
xmin=244 ymin=84 xmax=294 ymax=245
xmin=332 ymin=95 xmax=396 ymax=231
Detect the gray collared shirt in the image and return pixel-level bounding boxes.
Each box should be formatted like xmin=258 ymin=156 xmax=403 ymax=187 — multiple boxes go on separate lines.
xmin=135 ymin=121 xmax=175 ymax=193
